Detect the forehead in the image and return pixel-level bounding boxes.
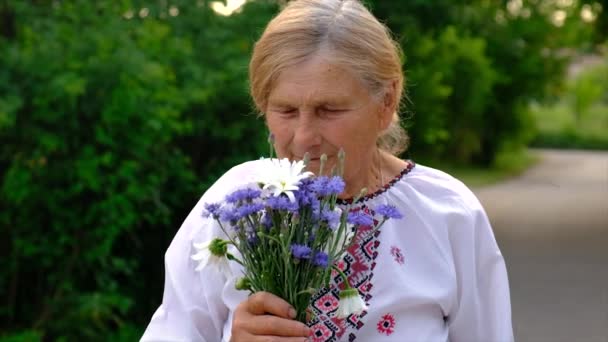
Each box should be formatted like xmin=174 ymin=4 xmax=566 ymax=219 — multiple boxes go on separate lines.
xmin=268 ymin=55 xmax=370 ymax=105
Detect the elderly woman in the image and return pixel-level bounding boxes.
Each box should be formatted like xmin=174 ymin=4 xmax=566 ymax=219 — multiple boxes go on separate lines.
xmin=141 ymin=0 xmax=513 ymax=341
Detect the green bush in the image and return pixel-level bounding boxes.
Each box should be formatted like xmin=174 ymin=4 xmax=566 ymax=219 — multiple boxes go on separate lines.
xmin=403 ymin=26 xmax=496 ymax=163
xmin=570 ymin=63 xmax=608 ymax=121
xmin=0 ymin=1 xmax=274 ymax=340
xmin=530 ymin=57 xmax=608 ymax=150
xmin=367 ymin=0 xmax=585 ymax=165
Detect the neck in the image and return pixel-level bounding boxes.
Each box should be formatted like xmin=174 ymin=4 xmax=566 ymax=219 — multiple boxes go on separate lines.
xmin=340 ymin=150 xmax=387 ymax=199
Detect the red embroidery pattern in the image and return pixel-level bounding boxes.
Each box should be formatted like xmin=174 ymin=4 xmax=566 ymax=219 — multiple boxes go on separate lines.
xmin=376 ymin=313 xmax=396 ymax=336
xmin=310 ymin=321 xmax=334 ymax=342
xmin=390 ymin=246 xmax=405 ymax=265
xmin=308 ymin=206 xmax=380 ymax=342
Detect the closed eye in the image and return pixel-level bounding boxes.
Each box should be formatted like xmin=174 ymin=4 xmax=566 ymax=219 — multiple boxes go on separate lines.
xmin=269 ymin=107 xmax=298 ymax=117
xmin=319 ymin=107 xmax=347 ymax=117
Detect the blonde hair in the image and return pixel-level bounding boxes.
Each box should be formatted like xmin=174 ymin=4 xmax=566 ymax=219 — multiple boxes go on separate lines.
xmin=249 ymin=0 xmax=408 ymax=156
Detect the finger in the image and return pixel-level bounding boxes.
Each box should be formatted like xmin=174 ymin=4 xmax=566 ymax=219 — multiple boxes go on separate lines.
xmin=245 ymin=315 xmax=310 ymax=337
xmin=233 ymin=332 xmax=305 ymax=342
xmin=247 ymin=292 xmax=296 ymax=319
xmin=253 ymin=337 xmax=308 ymax=342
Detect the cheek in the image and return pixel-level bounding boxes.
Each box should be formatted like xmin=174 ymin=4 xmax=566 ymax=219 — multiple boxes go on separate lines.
xmin=328 ymin=117 xmax=376 ymax=150
xmin=266 ymin=117 xmax=292 ymax=153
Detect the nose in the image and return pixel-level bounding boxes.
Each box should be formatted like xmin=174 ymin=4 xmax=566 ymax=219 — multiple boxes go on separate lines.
xmin=293 ymin=113 xmax=321 ymax=155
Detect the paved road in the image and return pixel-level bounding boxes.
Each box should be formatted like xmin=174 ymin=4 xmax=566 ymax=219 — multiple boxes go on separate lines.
xmin=472 ymin=149 xmax=608 ymax=342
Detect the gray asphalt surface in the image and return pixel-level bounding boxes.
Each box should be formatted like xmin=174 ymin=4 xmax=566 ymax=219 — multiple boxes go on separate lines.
xmin=472 ymin=149 xmax=608 ymax=342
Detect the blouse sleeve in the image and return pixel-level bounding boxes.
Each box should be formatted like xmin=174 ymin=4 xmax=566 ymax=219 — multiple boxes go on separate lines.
xmin=140 ymin=161 xmax=257 ymax=341
xmin=140 ymin=203 xmax=230 ymax=342
xmin=447 ymin=193 xmax=514 ymax=342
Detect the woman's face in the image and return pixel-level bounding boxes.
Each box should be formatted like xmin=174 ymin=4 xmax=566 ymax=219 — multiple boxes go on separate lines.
xmin=265 ymin=54 xmax=393 ymax=192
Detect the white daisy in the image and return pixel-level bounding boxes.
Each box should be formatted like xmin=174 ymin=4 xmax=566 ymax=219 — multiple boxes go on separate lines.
xmin=258 ymin=158 xmax=313 ymax=202
xmin=336 ymin=288 xmax=368 ymax=318
xmin=191 ymin=238 xmax=232 ymax=278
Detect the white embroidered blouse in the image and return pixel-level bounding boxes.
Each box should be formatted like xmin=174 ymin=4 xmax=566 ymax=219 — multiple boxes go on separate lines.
xmin=141 ymin=159 xmax=514 ymax=342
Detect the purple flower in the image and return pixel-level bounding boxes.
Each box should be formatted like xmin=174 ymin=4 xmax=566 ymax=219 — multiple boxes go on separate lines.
xmin=347 ymin=210 xmax=374 ymax=227
xmin=266 ymin=195 xmax=299 ymax=212
xmin=311 ymin=176 xmax=346 ymax=196
xmin=219 ymin=206 xmax=240 ymax=224
xmin=309 ymin=177 xmax=327 ymax=195
xmin=290 ymin=244 xmax=312 ymax=260
xmin=375 ymin=204 xmax=403 ymax=219
xmin=320 ymin=208 xmax=341 ymax=230
xmin=236 ymin=203 xmax=264 ymax=219
xmin=294 ymin=178 xmax=321 ymax=208
xmin=261 ymin=213 xmax=273 ymax=229
xmin=312 ymin=251 xmax=329 ymax=268
xmin=325 ymin=176 xmax=345 ymax=195
xmin=203 ymin=202 xmax=222 ymax=218
xmin=226 ymin=188 xmax=261 ymax=204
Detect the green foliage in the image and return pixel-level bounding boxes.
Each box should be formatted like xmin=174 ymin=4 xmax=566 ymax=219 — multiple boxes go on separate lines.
xmin=0 ymin=330 xmax=42 ymax=342
xmin=570 ymin=64 xmax=607 ymax=121
xmin=531 ymin=100 xmax=608 ymax=150
xmin=0 ymin=0 xmax=274 ymax=340
xmin=531 ymin=55 xmax=608 ymax=150
xmin=369 ymin=0 xmax=595 ymax=165
xmin=403 ymin=26 xmax=496 ymax=163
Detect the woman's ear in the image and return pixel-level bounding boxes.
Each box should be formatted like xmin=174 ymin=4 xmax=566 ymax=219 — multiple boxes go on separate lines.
xmin=379 ymin=80 xmax=398 ymax=130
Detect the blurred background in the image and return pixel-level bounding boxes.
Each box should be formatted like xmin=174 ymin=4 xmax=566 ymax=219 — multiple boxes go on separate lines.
xmin=0 ymin=0 xmax=606 ymax=341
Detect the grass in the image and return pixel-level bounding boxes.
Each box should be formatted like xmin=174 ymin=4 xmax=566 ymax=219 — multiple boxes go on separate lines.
xmin=529 ymin=101 xmax=608 ymax=150
xmin=420 ymin=148 xmax=539 ymax=188
xmin=445 ymin=150 xmax=538 ymax=188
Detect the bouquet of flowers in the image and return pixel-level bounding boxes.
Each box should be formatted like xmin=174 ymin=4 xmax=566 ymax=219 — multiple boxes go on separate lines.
xmin=192 ymin=152 xmax=402 ymax=322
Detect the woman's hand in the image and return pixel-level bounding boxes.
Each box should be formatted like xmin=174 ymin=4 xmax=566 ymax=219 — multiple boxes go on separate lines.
xmin=231 ymin=292 xmax=311 ymax=342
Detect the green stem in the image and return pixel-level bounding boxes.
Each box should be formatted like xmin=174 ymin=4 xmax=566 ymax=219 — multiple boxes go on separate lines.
xmin=331 ymin=264 xmax=354 ymax=290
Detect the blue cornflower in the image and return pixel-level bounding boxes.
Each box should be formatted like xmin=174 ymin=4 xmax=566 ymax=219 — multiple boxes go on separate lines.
xmin=266 ymin=195 xmax=299 ymax=212
xmin=202 ymin=202 xmax=222 ymax=218
xmin=219 ymin=206 xmax=240 ymax=225
xmin=310 ymin=176 xmax=328 ymax=195
xmin=299 ymin=177 xmax=314 ymax=190
xmin=290 ymin=244 xmax=312 ymax=260
xmin=225 ymin=188 xmax=261 ymax=204
xmin=312 ymin=251 xmax=329 ymax=268
xmin=295 ymin=186 xmax=317 ymax=206
xmin=311 ymin=206 xmax=321 ymax=221
xmin=261 ymin=213 xmax=273 ymax=229
xmin=325 ymin=176 xmax=345 ymax=195
xmin=347 ymin=210 xmax=374 ymax=227
xmin=237 ymin=203 xmax=264 ymax=217
xmin=310 ymin=176 xmax=346 ymax=196
xmin=236 ymin=203 xmax=264 ymax=219
xmin=320 ymin=208 xmax=341 ymax=230
xmin=375 ymin=204 xmax=403 ymax=219
xmin=307 ymin=196 xmax=321 ymax=215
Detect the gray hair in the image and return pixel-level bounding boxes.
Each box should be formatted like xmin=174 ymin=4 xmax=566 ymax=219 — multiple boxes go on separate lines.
xmin=249 ymin=0 xmax=408 ymax=155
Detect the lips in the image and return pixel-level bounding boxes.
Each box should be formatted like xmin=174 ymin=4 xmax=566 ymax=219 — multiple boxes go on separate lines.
xmin=294 ymin=156 xmax=324 ymax=161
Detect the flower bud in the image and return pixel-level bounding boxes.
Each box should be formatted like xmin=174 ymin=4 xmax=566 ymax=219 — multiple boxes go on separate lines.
xmin=208 ymin=238 xmax=227 ymax=257
xmin=235 ymin=277 xmax=252 ymax=291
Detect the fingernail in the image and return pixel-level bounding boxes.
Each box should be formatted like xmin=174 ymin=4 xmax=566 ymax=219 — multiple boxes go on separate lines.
xmin=288 ymin=307 xmax=297 ymax=318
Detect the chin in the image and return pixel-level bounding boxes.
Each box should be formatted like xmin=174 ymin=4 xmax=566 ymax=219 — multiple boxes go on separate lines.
xmin=307 ymin=160 xmax=339 ymax=176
